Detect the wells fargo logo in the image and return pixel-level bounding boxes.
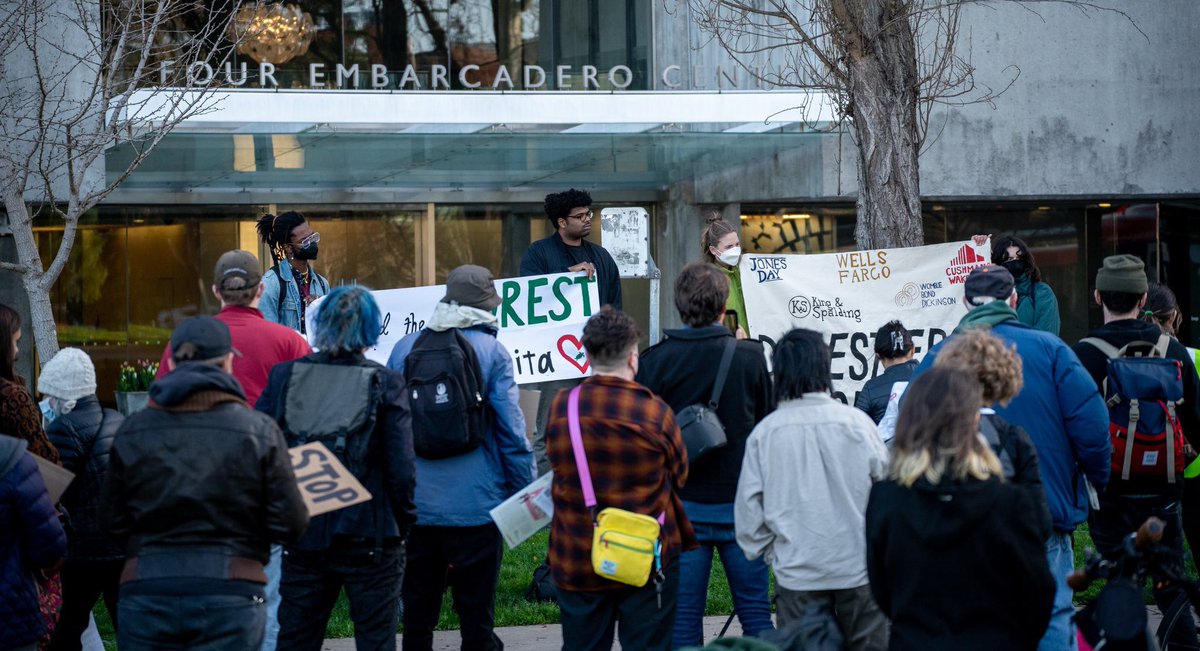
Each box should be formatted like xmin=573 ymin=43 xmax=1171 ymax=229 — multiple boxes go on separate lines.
xmin=945 ymin=245 xmax=987 ymax=284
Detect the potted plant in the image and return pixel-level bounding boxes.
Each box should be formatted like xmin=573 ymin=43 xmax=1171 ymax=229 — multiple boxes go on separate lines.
xmin=115 ymin=360 xmax=158 ymax=416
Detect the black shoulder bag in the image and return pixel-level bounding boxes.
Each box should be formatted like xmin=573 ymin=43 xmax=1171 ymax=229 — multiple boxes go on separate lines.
xmin=675 ymin=338 xmax=737 ymax=464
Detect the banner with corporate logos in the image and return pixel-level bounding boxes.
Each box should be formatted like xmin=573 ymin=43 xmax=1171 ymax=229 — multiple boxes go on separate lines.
xmin=739 ymin=239 xmax=991 ymax=405
xmin=305 ymin=272 xmax=599 ymax=385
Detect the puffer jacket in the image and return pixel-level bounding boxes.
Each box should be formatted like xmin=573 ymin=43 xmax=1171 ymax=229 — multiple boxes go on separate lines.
xmin=854 ymin=359 xmax=918 ymax=424
xmin=99 ymin=363 xmax=309 ymax=564
xmin=46 ymin=396 xmax=124 ymax=561
xmin=0 ymin=436 xmax=68 ymax=649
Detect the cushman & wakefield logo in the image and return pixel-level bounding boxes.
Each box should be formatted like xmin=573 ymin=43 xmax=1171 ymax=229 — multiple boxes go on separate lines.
xmin=945 ymin=245 xmax=987 ymax=285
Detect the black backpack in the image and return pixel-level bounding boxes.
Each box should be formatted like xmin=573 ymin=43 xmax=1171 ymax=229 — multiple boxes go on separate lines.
xmin=404 ymin=328 xmax=488 ymax=459
xmin=278 ymin=361 xmax=383 ymax=477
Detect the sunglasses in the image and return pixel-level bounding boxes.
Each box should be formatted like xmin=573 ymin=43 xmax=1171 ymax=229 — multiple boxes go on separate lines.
xmin=295 ymin=231 xmax=320 ymax=248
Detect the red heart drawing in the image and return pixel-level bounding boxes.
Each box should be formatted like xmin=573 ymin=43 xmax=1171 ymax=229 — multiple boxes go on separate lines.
xmin=557 ymin=335 xmax=590 ymax=374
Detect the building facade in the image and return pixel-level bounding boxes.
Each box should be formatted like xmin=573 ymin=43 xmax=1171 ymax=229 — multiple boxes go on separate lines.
xmin=4 ymin=0 xmax=1198 ymax=399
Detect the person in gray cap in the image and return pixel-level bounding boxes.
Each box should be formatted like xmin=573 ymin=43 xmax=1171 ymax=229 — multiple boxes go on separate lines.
xmin=1071 ymin=255 xmax=1200 ymax=647
xmin=100 ymin=316 xmax=309 ymax=651
xmin=387 ymin=264 xmax=534 ymax=651
xmin=913 ymin=264 xmax=1109 ymax=651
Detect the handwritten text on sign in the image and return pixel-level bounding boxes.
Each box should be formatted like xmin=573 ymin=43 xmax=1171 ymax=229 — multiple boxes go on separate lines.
xmin=289 ymin=442 xmax=372 ymax=517
xmin=307 ymin=273 xmax=600 ymax=384
xmin=740 ymin=240 xmax=991 ymax=406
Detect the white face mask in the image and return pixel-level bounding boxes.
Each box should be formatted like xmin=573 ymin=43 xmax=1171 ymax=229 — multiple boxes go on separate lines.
xmin=718 ymin=246 xmax=742 ymax=267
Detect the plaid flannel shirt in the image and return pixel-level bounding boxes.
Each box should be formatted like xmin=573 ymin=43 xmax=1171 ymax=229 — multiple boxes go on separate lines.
xmin=546 ymin=374 xmax=696 ymax=592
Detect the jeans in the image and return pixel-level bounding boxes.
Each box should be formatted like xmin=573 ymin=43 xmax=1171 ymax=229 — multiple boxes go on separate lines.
xmin=673 ymin=520 xmax=773 ymax=648
xmin=403 ymin=524 xmax=504 ymax=651
xmin=278 ymin=541 xmax=405 ymax=651
xmin=1038 ymin=532 xmax=1077 ymax=651
xmin=117 ymin=585 xmax=266 ymax=650
xmin=48 ymin=559 xmax=122 ymax=651
xmin=1088 ymin=494 xmax=1198 ymax=648
xmin=775 ymin=585 xmax=888 ymax=651
xmin=260 ymin=544 xmax=282 ymax=651
xmin=558 ymin=560 xmax=680 ymax=651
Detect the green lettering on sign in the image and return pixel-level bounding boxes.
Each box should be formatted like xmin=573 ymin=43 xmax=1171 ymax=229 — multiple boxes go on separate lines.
xmin=501 ymin=281 xmax=524 ymax=327
xmin=526 ymin=277 xmax=548 ymax=325
xmin=549 ymin=276 xmax=573 ymax=322
xmin=573 ymin=275 xmax=594 ymax=316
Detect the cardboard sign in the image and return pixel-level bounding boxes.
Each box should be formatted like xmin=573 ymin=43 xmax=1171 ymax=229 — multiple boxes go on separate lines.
xmin=740 ymin=239 xmax=992 ymax=405
xmin=288 ymin=442 xmax=372 ymax=517
xmin=33 ymin=456 xmax=74 ymax=504
xmin=305 ymin=272 xmax=600 ymax=385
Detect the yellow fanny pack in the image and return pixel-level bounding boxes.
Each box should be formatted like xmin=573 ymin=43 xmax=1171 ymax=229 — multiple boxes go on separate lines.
xmin=569 ymin=386 xmax=664 ymax=588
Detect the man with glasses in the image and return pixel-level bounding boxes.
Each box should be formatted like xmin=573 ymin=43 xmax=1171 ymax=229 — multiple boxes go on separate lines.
xmin=256 ymin=211 xmax=331 ymax=335
xmin=520 ymin=188 xmax=623 ymax=476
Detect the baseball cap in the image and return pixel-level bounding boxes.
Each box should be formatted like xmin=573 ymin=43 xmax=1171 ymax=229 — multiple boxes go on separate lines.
xmin=213 ymin=250 xmax=262 ymax=291
xmin=441 ymin=265 xmax=501 ymax=311
xmin=170 ymin=316 xmax=241 ymax=363
xmin=963 ymin=265 xmax=1015 ymax=305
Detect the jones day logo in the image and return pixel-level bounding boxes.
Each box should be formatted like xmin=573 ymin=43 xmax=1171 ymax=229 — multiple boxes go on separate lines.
xmin=945 ymin=244 xmax=988 ymax=285
xmin=748 ymin=256 xmax=788 ymax=283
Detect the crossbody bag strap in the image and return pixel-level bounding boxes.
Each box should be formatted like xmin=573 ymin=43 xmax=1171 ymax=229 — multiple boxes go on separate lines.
xmin=707 ymin=338 xmax=738 ymax=409
xmin=567 ymin=386 xmax=597 ymax=510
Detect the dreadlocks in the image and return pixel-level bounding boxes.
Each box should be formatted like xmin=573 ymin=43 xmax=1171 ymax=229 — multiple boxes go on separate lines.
xmin=255 ymin=211 xmax=307 ymax=265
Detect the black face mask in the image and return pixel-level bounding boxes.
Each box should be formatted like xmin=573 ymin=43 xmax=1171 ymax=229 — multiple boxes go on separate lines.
xmin=1002 ymin=259 xmax=1025 ymax=277
xmin=293 ymin=243 xmax=319 ymax=261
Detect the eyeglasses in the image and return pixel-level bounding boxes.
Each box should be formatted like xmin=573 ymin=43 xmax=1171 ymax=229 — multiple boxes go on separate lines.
xmin=295 ymin=231 xmax=320 ymax=248
xmin=567 ymin=210 xmax=594 ymax=222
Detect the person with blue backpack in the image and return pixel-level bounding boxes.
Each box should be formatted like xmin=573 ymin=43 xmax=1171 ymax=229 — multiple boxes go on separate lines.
xmin=1072 ymin=255 xmax=1200 ymax=647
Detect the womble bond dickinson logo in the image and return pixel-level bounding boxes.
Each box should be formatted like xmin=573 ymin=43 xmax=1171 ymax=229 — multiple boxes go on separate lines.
xmin=945 ymin=244 xmax=988 ymax=284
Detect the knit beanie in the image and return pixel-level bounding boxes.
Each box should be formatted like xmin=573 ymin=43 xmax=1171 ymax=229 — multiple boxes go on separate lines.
xmin=37 ymin=348 xmax=97 ymax=401
xmin=1095 ymin=255 xmax=1148 ymax=294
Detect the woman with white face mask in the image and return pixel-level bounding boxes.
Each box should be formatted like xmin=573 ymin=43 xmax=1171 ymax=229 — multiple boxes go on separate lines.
xmin=701 ymin=214 xmax=750 ymax=339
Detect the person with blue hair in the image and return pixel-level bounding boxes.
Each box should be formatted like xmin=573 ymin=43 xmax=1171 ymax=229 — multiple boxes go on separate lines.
xmin=257 ymin=285 xmax=417 ymax=651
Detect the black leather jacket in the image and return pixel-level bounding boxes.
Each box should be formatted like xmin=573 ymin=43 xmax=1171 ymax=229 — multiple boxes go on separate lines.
xmin=99 ymin=364 xmax=309 ymax=563
xmin=854 ymin=359 xmax=919 ymax=424
xmin=46 ymin=396 xmax=124 ymax=561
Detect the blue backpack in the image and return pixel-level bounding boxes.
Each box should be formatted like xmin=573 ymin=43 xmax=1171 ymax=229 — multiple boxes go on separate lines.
xmin=1079 ymin=334 xmax=1185 ymax=484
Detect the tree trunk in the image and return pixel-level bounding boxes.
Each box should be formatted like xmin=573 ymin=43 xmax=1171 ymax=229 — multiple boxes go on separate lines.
xmin=4 ymin=196 xmax=60 ymax=366
xmin=845 ymin=0 xmax=924 ymax=250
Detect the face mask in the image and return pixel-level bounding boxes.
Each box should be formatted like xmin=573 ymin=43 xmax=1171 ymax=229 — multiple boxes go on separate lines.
xmin=293 ymin=243 xmax=319 ymax=261
xmin=39 ymin=398 xmax=56 ymax=426
xmin=718 ymin=246 xmax=742 ymax=267
xmin=1002 ymin=259 xmax=1025 ymax=277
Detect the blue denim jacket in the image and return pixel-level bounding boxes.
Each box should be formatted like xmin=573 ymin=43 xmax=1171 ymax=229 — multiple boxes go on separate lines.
xmin=387 ymin=326 xmax=535 ymax=526
xmin=260 ymin=263 xmax=329 ymax=333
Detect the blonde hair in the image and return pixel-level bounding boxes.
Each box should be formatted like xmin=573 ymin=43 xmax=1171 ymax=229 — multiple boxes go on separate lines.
xmin=889 ymin=366 xmax=1003 ymax=487
xmin=934 ymin=329 xmax=1023 ymax=405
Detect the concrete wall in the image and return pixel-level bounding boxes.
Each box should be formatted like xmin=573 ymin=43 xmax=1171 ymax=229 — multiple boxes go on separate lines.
xmin=661 ymin=0 xmax=1200 ymax=202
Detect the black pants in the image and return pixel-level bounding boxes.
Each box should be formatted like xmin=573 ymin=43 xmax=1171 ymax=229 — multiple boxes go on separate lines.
xmin=48 ymin=559 xmax=123 ymax=651
xmin=1182 ymin=477 xmax=1200 ymax=569
xmin=402 ymin=523 xmax=504 ymax=651
xmin=1089 ymin=493 xmax=1198 ymax=645
xmin=557 ymin=561 xmax=680 ymax=651
xmin=278 ymin=541 xmax=405 ymax=651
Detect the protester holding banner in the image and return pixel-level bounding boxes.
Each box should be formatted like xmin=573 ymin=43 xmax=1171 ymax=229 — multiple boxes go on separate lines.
xmin=701 ymin=214 xmax=750 ymax=338
xmin=991 ymin=234 xmax=1060 ymax=336
xmin=866 ymin=367 xmax=1055 ymax=651
xmin=854 ymin=321 xmax=917 ymax=424
xmin=387 ymin=266 xmax=534 ymax=651
xmin=520 ymin=189 xmax=620 ymax=475
xmin=636 ymin=262 xmax=775 ymax=646
xmin=257 ymin=286 xmax=415 ymax=651
xmin=735 ymin=328 xmax=888 ymax=651
xmin=913 ymin=264 xmax=1109 ymax=651
xmin=545 ymin=306 xmax=694 ymax=651
xmin=101 ymin=316 xmax=309 ymax=650
xmin=38 ymin=348 xmax=126 ymax=651
xmin=256 ymin=211 xmax=330 ymax=335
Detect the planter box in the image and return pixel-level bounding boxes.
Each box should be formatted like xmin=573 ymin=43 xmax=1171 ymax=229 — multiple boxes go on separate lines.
xmin=115 ymin=391 xmax=150 ymax=416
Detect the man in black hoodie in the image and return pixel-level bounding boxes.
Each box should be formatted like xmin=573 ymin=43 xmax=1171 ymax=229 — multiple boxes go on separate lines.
xmin=100 ymin=316 xmax=309 ymax=651
xmin=1073 ymin=254 xmax=1200 ymax=645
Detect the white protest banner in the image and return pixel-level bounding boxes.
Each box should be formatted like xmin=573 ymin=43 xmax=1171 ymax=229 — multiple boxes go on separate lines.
xmin=490 ymin=471 xmax=554 ymax=549
xmin=289 ymin=441 xmax=372 ymax=517
xmin=306 ymin=272 xmax=600 ymax=385
xmin=740 ymin=239 xmax=991 ymax=405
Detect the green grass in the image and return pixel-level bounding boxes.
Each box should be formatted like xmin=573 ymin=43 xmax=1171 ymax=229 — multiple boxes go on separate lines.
xmin=92 ymin=525 xmax=1195 ymax=643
